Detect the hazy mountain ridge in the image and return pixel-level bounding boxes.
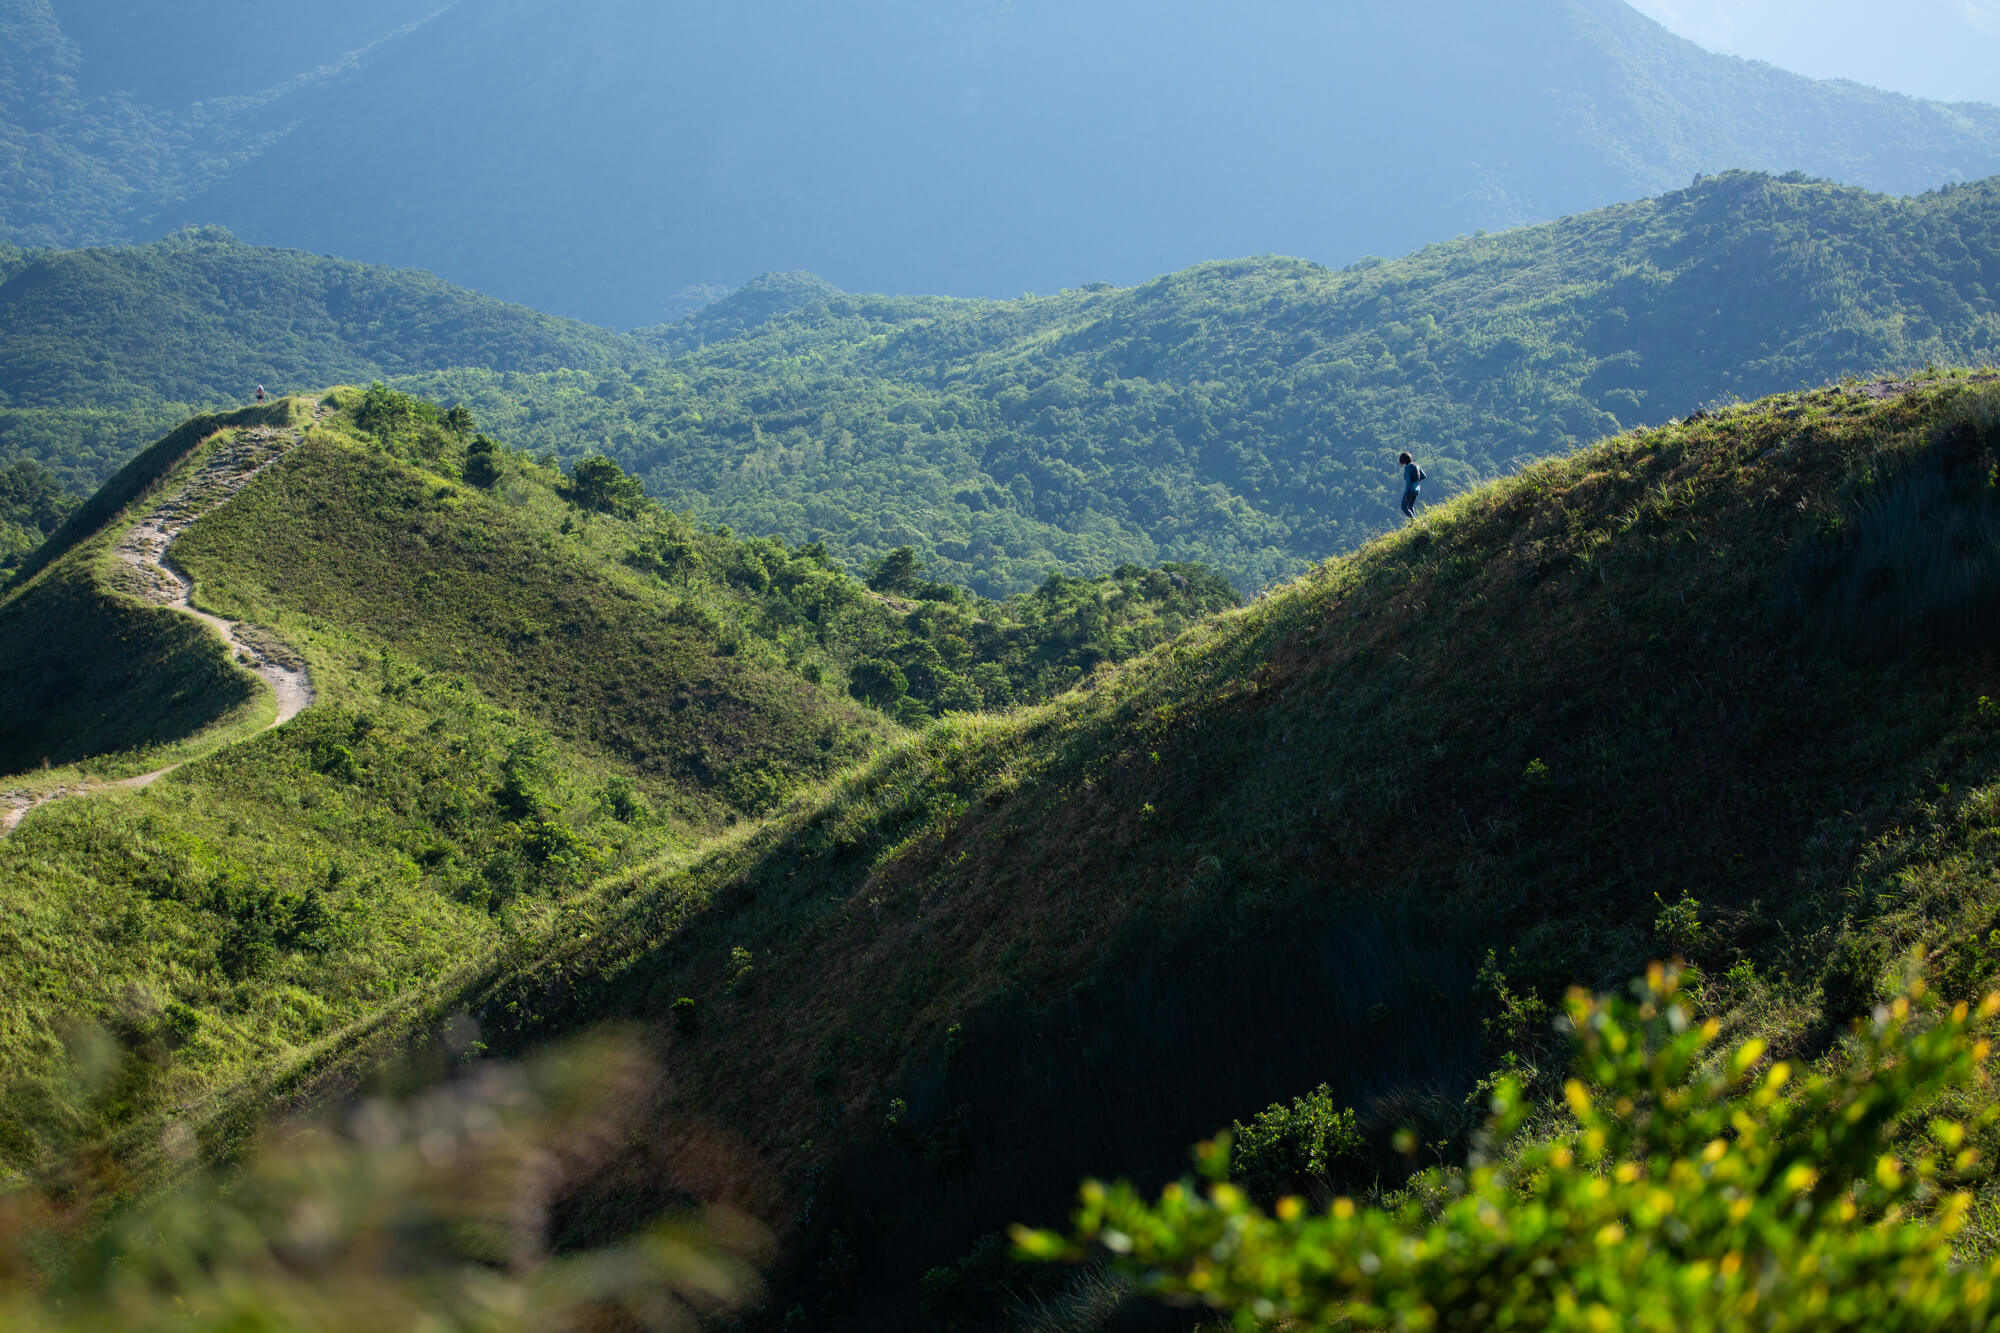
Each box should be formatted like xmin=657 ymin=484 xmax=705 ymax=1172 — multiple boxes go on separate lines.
xmin=9 ymin=0 xmax=2000 ymax=324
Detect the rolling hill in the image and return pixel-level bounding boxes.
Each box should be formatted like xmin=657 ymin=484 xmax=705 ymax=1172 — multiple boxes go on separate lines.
xmin=10 ymin=0 xmax=2000 ymax=323
xmin=0 ymin=386 xmax=1244 ymax=1195
xmin=196 ymin=371 xmax=2000 ymax=1325
xmin=11 ymin=173 xmax=2000 ymax=601
xmin=0 ymin=388 xmax=889 ymax=1189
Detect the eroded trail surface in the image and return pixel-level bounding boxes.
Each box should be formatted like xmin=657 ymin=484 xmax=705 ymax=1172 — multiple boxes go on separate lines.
xmin=2 ymin=423 xmax=318 ymax=836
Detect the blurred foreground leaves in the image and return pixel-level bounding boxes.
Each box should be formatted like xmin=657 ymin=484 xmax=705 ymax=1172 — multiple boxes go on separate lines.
xmin=0 ymin=1031 xmax=766 ymax=1331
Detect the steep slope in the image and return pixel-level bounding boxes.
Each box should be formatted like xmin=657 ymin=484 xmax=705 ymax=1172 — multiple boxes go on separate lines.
xmin=309 ymin=373 xmax=2000 ymax=1324
xmin=9 ymin=0 xmax=2000 ymax=323
xmin=413 ymin=172 xmax=2000 ymax=593
xmin=0 ymin=228 xmax=639 ymax=491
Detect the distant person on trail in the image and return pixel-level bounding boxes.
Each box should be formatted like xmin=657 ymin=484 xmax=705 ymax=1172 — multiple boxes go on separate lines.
xmin=255 ymin=384 xmax=266 ymax=404
xmin=1398 ymin=451 xmax=1426 ymax=521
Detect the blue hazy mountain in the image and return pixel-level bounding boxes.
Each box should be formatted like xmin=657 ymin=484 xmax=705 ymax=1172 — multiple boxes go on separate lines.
xmin=9 ymin=0 xmax=2000 ymax=325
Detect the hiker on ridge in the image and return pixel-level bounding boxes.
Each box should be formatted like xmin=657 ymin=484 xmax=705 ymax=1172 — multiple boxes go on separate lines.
xmin=1398 ymin=451 xmax=1426 ymax=521
xmin=255 ymin=384 xmax=266 ymax=404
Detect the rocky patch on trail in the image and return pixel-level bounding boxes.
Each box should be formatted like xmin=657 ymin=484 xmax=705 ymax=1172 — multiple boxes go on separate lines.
xmin=4 ymin=421 xmax=320 ymax=838
xmin=113 ymin=424 xmax=316 ymax=725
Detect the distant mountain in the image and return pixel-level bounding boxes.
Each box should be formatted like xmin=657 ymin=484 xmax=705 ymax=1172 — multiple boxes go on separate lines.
xmin=634 ymin=271 xmax=848 ymax=357
xmin=8 ymin=0 xmax=2000 ymax=325
xmin=0 ymin=227 xmax=636 ymax=490
xmin=407 ymin=171 xmax=2000 ymax=593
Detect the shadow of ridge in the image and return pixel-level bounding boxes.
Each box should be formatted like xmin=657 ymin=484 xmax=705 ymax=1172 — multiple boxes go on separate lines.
xmin=803 ymin=906 xmax=1486 ymax=1329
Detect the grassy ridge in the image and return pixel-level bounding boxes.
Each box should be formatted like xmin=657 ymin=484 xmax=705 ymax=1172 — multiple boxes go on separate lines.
xmin=342 ymin=373 xmax=2000 ymax=1323
xmin=0 ymin=401 xmax=309 ymax=774
xmin=0 ymin=385 xmax=1240 ymax=1200
xmin=0 ymin=391 xmax=890 ymax=1189
xmin=0 ymin=559 xmax=257 ymax=774
xmin=169 ymin=421 xmax=884 ymax=825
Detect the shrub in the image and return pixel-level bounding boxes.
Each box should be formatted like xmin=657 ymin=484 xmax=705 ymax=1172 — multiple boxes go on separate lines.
xmin=849 ymin=658 xmax=909 ymax=709
xmin=462 ymin=434 xmax=501 ymax=487
xmin=1653 ymin=891 xmax=1706 ymax=960
xmin=1018 ymin=967 xmax=2000 ymax=1331
xmin=1230 ymin=1082 xmax=1364 ymax=1204
xmin=562 ymin=455 xmax=646 ymax=516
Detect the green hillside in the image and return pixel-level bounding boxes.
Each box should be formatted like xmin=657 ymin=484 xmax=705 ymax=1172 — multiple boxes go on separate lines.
xmin=408 ymin=172 xmax=2000 ymax=594
xmin=0 ymin=388 xmax=887 ymax=1187
xmin=0 ymin=228 xmax=638 ymax=492
xmin=255 ymin=371 xmax=2000 ymax=1325
xmin=0 ymin=386 xmax=1246 ymax=1195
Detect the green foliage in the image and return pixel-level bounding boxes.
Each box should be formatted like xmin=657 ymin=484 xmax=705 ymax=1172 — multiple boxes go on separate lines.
xmin=1782 ymin=390 xmax=2000 ymax=653
xmin=1018 ymin=969 xmax=2000 ymax=1331
xmin=460 ymin=434 xmax=501 ymax=488
xmin=869 ymin=546 xmax=924 ymax=594
xmin=15 ymin=379 xmax=2000 ymax=1324
xmin=416 ymin=377 xmax=2000 ymax=1321
xmin=1654 ymin=891 xmax=1707 ymax=960
xmin=562 ymin=454 xmax=646 ymax=517
xmin=0 ymin=559 xmax=256 ymax=773
xmin=849 ymin=658 xmax=908 ymax=709
xmin=167 ymin=409 xmax=882 ymax=822
xmin=0 ymin=459 xmax=71 ymax=574
xmin=0 ymin=229 xmax=632 ymax=414
xmin=1229 ymin=1083 xmax=1364 ymax=1205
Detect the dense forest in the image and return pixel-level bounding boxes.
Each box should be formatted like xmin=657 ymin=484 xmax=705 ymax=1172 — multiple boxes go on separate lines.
xmin=408 ymin=172 xmax=2000 ymax=591
xmin=9 ymin=173 xmax=2000 ymax=594
xmin=9 ymin=0 xmax=2000 ymax=322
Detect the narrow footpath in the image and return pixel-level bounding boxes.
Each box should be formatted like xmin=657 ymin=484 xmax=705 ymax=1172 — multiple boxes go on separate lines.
xmin=1 ymin=420 xmax=318 ymax=836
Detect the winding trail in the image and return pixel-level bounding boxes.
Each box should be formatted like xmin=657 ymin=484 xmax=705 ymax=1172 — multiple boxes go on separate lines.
xmin=1 ymin=421 xmax=318 ymax=837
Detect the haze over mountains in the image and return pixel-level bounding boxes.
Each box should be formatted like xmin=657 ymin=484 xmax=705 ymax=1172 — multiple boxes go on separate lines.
xmin=1629 ymin=0 xmax=2000 ymax=104
xmin=8 ymin=0 xmax=2000 ymax=324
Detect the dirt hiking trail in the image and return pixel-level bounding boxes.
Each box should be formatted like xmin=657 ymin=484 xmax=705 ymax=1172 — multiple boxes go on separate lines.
xmin=2 ymin=416 xmax=320 ymax=837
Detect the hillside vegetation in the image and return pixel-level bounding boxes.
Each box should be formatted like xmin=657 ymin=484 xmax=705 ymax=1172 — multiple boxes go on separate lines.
xmin=412 ymin=172 xmax=2000 ymax=592
xmin=0 ymin=387 xmax=883 ymax=1189
xmin=265 ymin=372 xmax=2000 ymax=1325
xmin=10 ymin=174 xmax=2000 ymax=601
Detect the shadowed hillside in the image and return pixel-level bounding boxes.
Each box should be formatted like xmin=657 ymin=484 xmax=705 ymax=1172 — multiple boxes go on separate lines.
xmin=308 ymin=372 xmax=2000 ymax=1325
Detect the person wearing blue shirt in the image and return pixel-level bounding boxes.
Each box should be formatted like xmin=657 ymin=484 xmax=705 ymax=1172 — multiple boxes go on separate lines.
xmin=1398 ymin=451 xmax=1426 ymax=521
